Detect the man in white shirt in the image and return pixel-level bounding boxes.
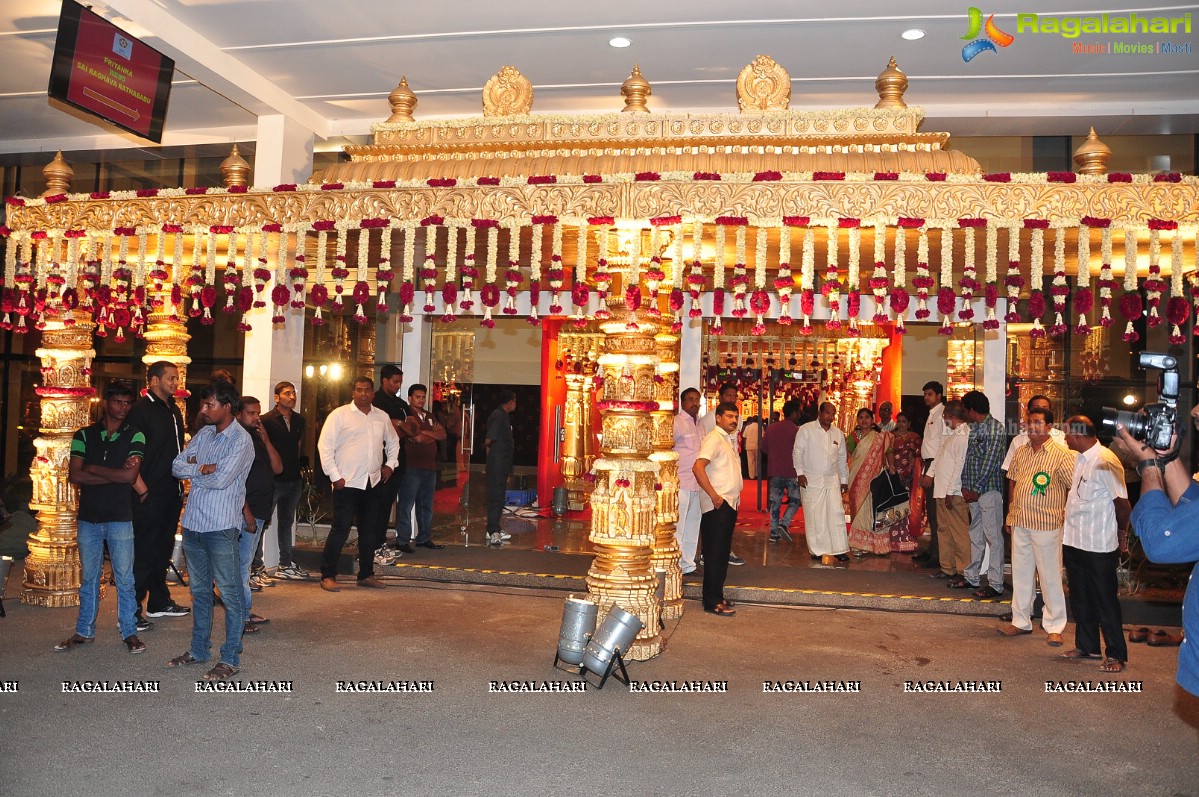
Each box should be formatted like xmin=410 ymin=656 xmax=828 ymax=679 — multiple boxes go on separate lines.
xmin=696 ymin=382 xmax=745 ymax=566
xmin=673 ymin=388 xmax=704 ymax=575
xmin=792 ymin=402 xmax=850 ymax=563
xmin=1001 ymin=394 xmax=1069 ymax=471
xmin=317 ymin=377 xmax=401 ymax=592
xmin=927 ymin=400 xmax=971 ymax=586
xmin=915 ymin=381 xmax=946 ymax=569
xmin=1061 ymin=415 xmax=1131 ymax=672
xmin=693 ymin=402 xmax=743 ymax=616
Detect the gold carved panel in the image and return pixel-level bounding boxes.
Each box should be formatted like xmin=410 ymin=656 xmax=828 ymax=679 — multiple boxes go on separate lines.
xmin=482 ymin=66 xmax=534 ymax=117
xmin=738 ymin=55 xmax=791 ymax=112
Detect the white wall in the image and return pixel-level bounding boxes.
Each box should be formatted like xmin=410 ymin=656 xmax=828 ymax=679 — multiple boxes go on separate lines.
xmin=901 ymin=323 xmax=948 ymax=393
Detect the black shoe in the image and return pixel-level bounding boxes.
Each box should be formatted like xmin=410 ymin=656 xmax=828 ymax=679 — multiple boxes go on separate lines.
xmin=134 ymin=614 xmax=153 ymax=632
xmin=145 ymin=602 xmax=190 ymax=618
xmin=834 ymin=554 xmax=850 ymax=563
xmin=810 ymin=555 xmax=822 ymax=561
xmin=416 ymin=541 xmax=445 ymax=550
xmin=918 ymin=559 xmax=941 ymax=569
xmin=397 ymin=543 xmax=416 ymax=554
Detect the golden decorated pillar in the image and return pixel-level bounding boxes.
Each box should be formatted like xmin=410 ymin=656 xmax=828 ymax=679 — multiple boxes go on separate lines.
xmin=142 ymin=297 xmax=192 ymax=416
xmin=22 ymin=312 xmax=95 ymax=606
xmin=562 ymin=372 xmax=589 ymax=500
xmin=651 ymin=330 xmax=683 ymax=620
xmin=586 ymin=309 xmax=661 ymax=660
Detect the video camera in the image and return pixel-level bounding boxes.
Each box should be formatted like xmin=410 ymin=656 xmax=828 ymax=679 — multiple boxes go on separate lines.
xmin=1101 ymin=352 xmax=1179 ymax=451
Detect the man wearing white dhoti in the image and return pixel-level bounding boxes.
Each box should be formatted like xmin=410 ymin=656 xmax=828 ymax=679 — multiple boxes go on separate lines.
xmin=793 ymin=402 xmax=850 ymax=563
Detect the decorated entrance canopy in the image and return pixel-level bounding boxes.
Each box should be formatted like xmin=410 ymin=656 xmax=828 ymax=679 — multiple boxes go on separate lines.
xmin=4 ymin=56 xmax=1198 ymax=343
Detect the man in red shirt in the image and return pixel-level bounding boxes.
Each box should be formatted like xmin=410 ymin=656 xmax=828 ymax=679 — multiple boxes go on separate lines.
xmin=762 ymin=399 xmax=802 ymax=542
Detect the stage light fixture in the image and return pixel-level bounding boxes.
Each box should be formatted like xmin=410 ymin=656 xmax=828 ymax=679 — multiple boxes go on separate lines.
xmin=581 ymin=605 xmax=643 ymax=688
xmin=555 ymin=595 xmax=598 ymax=666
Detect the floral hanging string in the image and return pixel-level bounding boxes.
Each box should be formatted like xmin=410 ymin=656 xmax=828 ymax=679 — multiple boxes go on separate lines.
xmin=1073 ymin=222 xmax=1093 ymax=336
xmin=1120 ymin=227 xmax=1141 ymax=342
xmin=913 ymin=226 xmax=931 ymax=320
xmin=1048 ymin=226 xmax=1069 ymax=336
xmin=776 ymin=220 xmax=796 ymax=325
xmin=1167 ymin=226 xmax=1189 ymax=344
xmin=571 ymin=221 xmax=589 ymax=326
xmin=1026 ymin=222 xmax=1047 ymax=339
xmin=687 ymin=220 xmax=704 ymax=318
xmin=845 ymin=221 xmax=861 ymax=336
xmin=711 ymin=222 xmax=726 ymax=335
xmin=869 ymin=222 xmax=888 ymax=324
xmin=480 ymin=222 xmax=500 ymax=328
xmin=937 ymin=225 xmax=954 ymax=335
xmin=460 ymin=222 xmax=479 ymax=316
xmin=440 ymin=223 xmax=458 ymax=323
xmin=982 ymin=222 xmax=999 ymax=329
xmin=1144 ymin=221 xmax=1172 ymax=328
xmin=799 ymin=224 xmax=815 ymax=335
xmin=823 ymin=221 xmax=842 ymax=330
xmin=592 ymin=221 xmax=612 ymax=321
xmin=548 ymin=220 xmax=564 ymax=316
xmin=1004 ymin=224 xmax=1023 ymax=323
xmin=750 ymin=226 xmax=770 ymax=335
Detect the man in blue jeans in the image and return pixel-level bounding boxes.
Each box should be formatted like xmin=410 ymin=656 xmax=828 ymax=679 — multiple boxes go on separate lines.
xmin=56 ymin=381 xmax=146 ymax=654
xmin=396 ymin=384 xmax=447 ymax=551
xmin=238 ymin=396 xmax=282 ymax=633
xmin=763 ymin=399 xmax=803 ymax=542
xmin=167 ymin=380 xmax=255 ymax=681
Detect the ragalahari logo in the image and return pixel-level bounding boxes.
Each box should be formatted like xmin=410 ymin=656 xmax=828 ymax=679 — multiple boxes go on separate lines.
xmin=961 ymin=7 xmax=1015 ymax=61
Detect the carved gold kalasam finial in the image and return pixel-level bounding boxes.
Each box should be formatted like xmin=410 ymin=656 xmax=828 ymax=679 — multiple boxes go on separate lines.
xmin=220 ymin=144 xmax=251 ymax=188
xmin=874 ymin=56 xmax=908 ymax=109
xmin=482 ymin=66 xmax=534 ymax=117
xmin=737 ymin=54 xmax=790 ymax=112
xmin=386 ymin=76 xmax=418 ymax=123
xmin=620 ymin=64 xmax=651 ymax=113
xmin=41 ymin=150 xmax=74 ymax=197
xmin=1073 ymin=127 xmax=1112 ymax=175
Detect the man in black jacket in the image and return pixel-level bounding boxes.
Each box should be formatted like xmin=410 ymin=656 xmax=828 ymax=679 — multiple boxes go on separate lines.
xmin=371 ymin=364 xmax=417 ymax=559
xmin=126 ymin=360 xmax=189 ymax=626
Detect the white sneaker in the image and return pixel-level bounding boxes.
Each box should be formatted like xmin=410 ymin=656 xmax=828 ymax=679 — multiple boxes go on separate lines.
xmin=488 ymin=532 xmax=504 ymax=545
xmin=373 ymin=546 xmax=399 ymax=566
xmin=497 ymin=531 xmax=512 ymax=540
xmin=273 ymin=563 xmax=309 ymax=581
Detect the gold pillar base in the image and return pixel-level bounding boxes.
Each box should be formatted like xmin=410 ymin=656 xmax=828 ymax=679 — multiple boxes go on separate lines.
xmin=585 ymin=544 xmax=660 ymax=661
xmin=21 ymin=510 xmax=81 ymax=607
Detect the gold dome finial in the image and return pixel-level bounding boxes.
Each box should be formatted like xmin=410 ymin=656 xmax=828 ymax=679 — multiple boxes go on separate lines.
xmin=386 ymin=76 xmax=418 ymax=123
xmin=620 ymin=64 xmax=652 ymax=113
xmin=1073 ymin=127 xmax=1112 ymax=175
xmin=220 ymin=144 xmax=251 ymax=188
xmin=41 ymin=150 xmax=74 ymax=197
xmin=874 ymin=57 xmax=908 ymax=109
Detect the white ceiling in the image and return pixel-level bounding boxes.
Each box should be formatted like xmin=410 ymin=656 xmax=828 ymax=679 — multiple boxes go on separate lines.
xmin=1 ymin=0 xmax=1197 ymax=158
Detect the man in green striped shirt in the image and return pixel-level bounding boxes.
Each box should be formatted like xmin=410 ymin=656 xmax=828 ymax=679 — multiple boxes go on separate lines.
xmin=56 ymin=381 xmax=147 ymax=655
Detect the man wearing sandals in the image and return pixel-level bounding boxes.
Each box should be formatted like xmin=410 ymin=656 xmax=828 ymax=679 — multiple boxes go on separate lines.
xmin=693 ymin=402 xmax=743 ymax=616
xmin=55 ymin=381 xmax=146 ymax=655
xmin=1061 ymin=416 xmax=1130 ymax=673
xmin=167 ymin=381 xmax=256 ymax=681
xmin=1000 ymin=408 xmax=1075 ymax=646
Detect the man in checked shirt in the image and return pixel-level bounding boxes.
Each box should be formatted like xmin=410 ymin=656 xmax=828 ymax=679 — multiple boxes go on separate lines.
xmin=960 ymin=390 xmax=1008 ymax=599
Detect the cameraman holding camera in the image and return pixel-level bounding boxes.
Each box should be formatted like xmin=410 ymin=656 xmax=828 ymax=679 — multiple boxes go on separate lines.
xmin=1112 ymin=352 xmax=1197 ymax=697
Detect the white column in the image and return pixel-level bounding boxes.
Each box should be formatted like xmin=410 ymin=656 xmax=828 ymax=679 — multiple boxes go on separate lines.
xmin=678 ymin=314 xmax=703 ymax=395
xmin=244 ymin=114 xmax=314 ymax=567
xmin=401 ymin=314 xmax=432 ymax=393
xmin=982 ymin=299 xmax=1008 ymax=430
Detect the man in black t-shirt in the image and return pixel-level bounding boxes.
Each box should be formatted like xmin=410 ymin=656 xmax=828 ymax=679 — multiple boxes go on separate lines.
xmin=238 ymin=397 xmax=282 ymax=632
xmin=56 ymin=381 xmax=147 ymax=655
xmin=371 ymin=364 xmax=418 ymax=560
xmin=261 ymin=381 xmax=308 ymax=581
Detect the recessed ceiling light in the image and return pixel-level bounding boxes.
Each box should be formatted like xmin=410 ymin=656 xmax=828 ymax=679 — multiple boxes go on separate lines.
xmin=609 ymin=36 xmax=631 ymax=48
xmin=901 ymin=28 xmax=925 ymax=41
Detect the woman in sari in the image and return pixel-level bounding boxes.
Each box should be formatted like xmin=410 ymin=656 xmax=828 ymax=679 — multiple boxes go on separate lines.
xmin=889 ymin=412 xmax=923 ymax=552
xmin=847 ymin=408 xmax=898 ymax=555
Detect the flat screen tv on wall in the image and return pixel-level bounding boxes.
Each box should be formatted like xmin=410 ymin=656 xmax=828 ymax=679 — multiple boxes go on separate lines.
xmin=47 ymin=0 xmax=174 ymax=143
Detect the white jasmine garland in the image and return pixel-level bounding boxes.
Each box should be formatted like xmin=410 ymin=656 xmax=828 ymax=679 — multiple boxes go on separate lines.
xmin=205 ymin=230 xmax=216 ymax=286
xmin=894 ymin=224 xmax=906 ymax=287
xmin=1171 ymin=230 xmax=1184 ymax=296
xmin=801 ymin=226 xmax=815 ymax=291
xmin=847 ymin=225 xmax=860 ymax=291
xmin=1077 ymin=224 xmax=1091 ymax=288
xmin=485 ymin=224 xmax=498 ymax=284
xmin=403 ymin=224 xmax=417 ymax=282
xmin=530 ymin=222 xmax=543 ymax=282
xmin=755 ymin=227 xmax=768 ymax=289
xmin=1030 ymin=229 xmax=1044 ymax=287
xmin=445 ymin=224 xmax=458 ymax=283
xmin=984 ymin=224 xmax=997 ymax=284
xmin=316 ymin=230 xmax=328 ymax=285
xmin=135 ymin=229 xmax=148 ymax=289
xmin=575 ymin=223 xmax=587 ymax=284
xmin=357 ymin=226 xmax=370 ymax=283
xmin=713 ymin=224 xmax=726 ymax=289
xmin=672 ymin=224 xmax=684 ymax=287
xmin=1123 ymin=228 xmax=1137 ymax=291
xmin=939 ymin=226 xmax=952 ymax=290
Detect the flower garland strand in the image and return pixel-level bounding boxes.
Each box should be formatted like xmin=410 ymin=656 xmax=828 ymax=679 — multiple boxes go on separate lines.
xmin=571 ymin=222 xmax=588 ymax=325
xmin=711 ymin=223 xmax=726 ymax=335
xmin=644 ymin=224 xmax=663 ymax=318
xmin=844 ymin=223 xmax=861 ymax=335
xmin=914 ymin=227 xmax=931 ymax=320
xmin=669 ymin=222 xmax=684 ymax=332
xmin=289 ymin=227 xmax=307 ymax=313
xmin=776 ymin=223 xmax=794 ymax=325
xmin=1004 ymin=225 xmax=1023 ymax=323
xmin=528 ymin=220 xmax=543 ymax=324
xmin=800 ymin=225 xmax=815 ymax=334
xmin=1097 ymin=224 xmax=1114 ymax=327
xmin=891 ymin=222 xmax=910 ymax=334
xmin=1074 ymin=223 xmax=1093 ymax=335
xmin=730 ymin=225 xmax=749 ymax=320
xmin=937 ymin=225 xmax=954 ymax=335
xmin=331 ymin=226 xmax=349 ymax=312
xmin=481 ymin=223 xmax=499 ymax=327
xmin=1144 ymin=225 xmax=1166 ymax=327
xmin=1120 ymin=227 xmax=1141 ymax=342
xmin=421 ymin=223 xmax=440 ymax=315
xmin=1168 ymin=227 xmax=1188 ymax=343
xmin=548 ymin=221 xmax=564 ymax=316
xmin=1028 ymin=226 xmax=1046 ymax=339
xmin=957 ymin=220 xmax=982 ymax=323
xmin=869 ymin=222 xmax=888 ymax=324
xmin=750 ymin=226 xmax=770 ymax=335
xmin=593 ymin=223 xmax=611 ymax=321
xmin=375 ymin=223 xmax=394 ymax=316
xmin=823 ymin=223 xmax=842 ymax=330
xmin=1049 ymin=226 xmax=1069 ymax=336
xmin=400 ymin=223 xmax=417 ymax=324
xmin=982 ymin=222 xmax=999 ymax=329
xmin=687 ymin=220 xmax=704 ymax=319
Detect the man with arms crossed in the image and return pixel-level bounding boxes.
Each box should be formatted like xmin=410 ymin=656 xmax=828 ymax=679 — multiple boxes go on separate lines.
xmin=56 ymin=381 xmax=146 ymax=654
xmin=167 ymin=381 xmax=255 ymax=681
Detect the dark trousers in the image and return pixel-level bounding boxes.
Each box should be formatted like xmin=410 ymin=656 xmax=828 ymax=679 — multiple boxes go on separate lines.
xmin=132 ymin=488 xmax=182 ymax=613
xmin=699 ymin=503 xmax=737 ymax=609
xmin=321 ymin=484 xmax=382 ymax=581
xmin=1063 ymin=545 xmax=1128 ymax=662
xmin=371 ymin=469 xmax=403 ymax=542
xmin=485 ymin=466 xmax=510 ymax=534
xmin=260 ymin=479 xmax=302 ymax=569
xmin=923 ymin=458 xmax=940 ymax=563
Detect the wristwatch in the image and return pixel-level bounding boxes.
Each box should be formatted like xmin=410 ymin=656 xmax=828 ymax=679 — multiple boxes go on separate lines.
xmin=1136 ymin=458 xmax=1163 ymax=475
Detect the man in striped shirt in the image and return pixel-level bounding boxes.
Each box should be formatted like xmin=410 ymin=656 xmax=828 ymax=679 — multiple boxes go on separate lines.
xmin=167 ymin=380 xmax=256 ymax=681
xmin=1000 ymin=408 xmax=1075 ymax=645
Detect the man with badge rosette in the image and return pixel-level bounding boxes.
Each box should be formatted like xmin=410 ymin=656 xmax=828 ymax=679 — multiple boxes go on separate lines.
xmin=999 ymin=408 xmax=1075 ymax=645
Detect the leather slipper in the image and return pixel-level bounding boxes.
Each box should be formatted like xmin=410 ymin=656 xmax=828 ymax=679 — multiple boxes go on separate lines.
xmin=1128 ymin=626 xmax=1150 ymax=643
xmin=53 ymin=634 xmax=94 ymax=652
xmin=1147 ymin=630 xmax=1184 ymax=647
xmin=704 ymin=603 xmax=736 ymax=617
